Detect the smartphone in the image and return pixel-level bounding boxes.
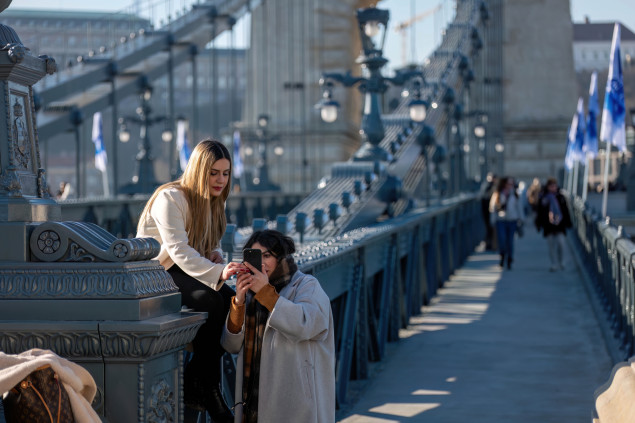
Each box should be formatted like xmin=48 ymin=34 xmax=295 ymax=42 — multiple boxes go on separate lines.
xmin=242 ymin=248 xmax=262 ymax=274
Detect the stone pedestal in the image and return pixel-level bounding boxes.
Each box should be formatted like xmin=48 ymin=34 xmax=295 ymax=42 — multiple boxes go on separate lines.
xmin=0 ymin=6 xmax=206 ymax=422
xmin=0 ymin=222 xmax=206 ymax=422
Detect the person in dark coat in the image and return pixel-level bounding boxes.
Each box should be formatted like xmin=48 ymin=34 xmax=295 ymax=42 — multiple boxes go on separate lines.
xmin=535 ymin=177 xmax=572 ymax=271
xmin=480 ymin=173 xmax=498 ymax=251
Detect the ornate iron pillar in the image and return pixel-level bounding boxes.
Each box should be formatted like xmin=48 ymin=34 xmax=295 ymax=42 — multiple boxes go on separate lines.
xmin=190 ymin=45 xmax=199 ymax=144
xmin=109 ymin=61 xmax=119 ymax=194
xmin=0 ymin=3 xmax=204 ymax=421
xmin=167 ymin=35 xmax=176 ymax=180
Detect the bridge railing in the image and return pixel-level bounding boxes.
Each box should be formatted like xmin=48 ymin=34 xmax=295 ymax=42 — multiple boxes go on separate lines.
xmin=58 ymin=191 xmax=307 ymax=237
xmin=570 ymin=196 xmax=635 ymax=360
xmin=293 ymin=195 xmax=483 ymax=406
xmin=62 ymin=193 xmax=484 ymax=408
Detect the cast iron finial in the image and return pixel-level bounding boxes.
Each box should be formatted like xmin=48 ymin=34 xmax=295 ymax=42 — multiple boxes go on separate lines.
xmin=0 ymin=1 xmax=22 ymax=46
xmin=0 ymin=0 xmax=11 ymax=14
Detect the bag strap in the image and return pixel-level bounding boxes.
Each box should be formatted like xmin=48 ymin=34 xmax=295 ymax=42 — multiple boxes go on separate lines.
xmin=20 ymin=367 xmax=63 ymax=423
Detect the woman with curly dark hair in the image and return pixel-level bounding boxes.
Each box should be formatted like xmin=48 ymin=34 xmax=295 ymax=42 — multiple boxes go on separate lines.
xmin=222 ymin=230 xmax=335 ymax=423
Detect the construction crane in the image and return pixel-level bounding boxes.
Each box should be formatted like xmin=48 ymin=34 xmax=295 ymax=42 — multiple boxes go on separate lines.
xmin=394 ymin=3 xmax=442 ymax=66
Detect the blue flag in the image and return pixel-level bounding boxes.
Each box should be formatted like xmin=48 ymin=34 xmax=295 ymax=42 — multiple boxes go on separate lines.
xmin=176 ymin=119 xmax=191 ymax=172
xmin=600 ymin=23 xmax=626 ymax=152
xmin=585 ymin=71 xmax=599 ymax=159
xmin=233 ymin=130 xmax=243 ymax=179
xmin=568 ymin=97 xmax=586 ymax=163
xmin=91 ymin=112 xmax=107 ymax=173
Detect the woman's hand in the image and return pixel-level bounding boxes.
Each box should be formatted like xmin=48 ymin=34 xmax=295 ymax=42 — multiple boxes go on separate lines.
xmin=222 ymin=261 xmax=248 ymax=281
xmin=209 ymin=251 xmax=224 ymax=264
xmin=241 ymin=261 xmax=269 ymax=294
xmin=234 ymin=272 xmax=250 ymax=305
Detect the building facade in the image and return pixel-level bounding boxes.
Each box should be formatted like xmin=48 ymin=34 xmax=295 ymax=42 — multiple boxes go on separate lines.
xmin=0 ymin=9 xmax=247 ymax=196
xmin=572 ymin=20 xmax=635 ymax=72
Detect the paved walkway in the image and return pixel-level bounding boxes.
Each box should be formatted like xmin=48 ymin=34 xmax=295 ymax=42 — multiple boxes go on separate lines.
xmin=337 ymin=222 xmax=614 ymax=423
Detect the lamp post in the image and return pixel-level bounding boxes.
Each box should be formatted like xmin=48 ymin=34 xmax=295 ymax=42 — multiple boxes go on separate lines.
xmin=70 ymin=107 xmax=83 ymax=199
xmin=452 ymin=103 xmax=464 ymax=194
xmin=251 ymin=114 xmax=280 ymax=191
xmin=441 ymin=86 xmax=455 ymax=194
xmin=494 ymin=141 xmax=504 ymax=176
xmin=316 ymin=7 xmax=427 ymax=162
xmin=473 ymin=112 xmax=488 ymax=182
xmin=625 ymin=108 xmax=635 ymax=211
xmin=118 ymin=76 xmax=172 ymax=195
xmin=417 ymin=124 xmax=435 ymax=207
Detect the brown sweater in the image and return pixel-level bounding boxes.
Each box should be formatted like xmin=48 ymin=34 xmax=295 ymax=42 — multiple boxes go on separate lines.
xmin=227 ymin=284 xmax=279 ymax=334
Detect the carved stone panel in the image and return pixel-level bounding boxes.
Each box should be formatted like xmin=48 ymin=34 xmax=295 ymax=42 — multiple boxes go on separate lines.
xmin=7 ymin=83 xmax=37 ymax=196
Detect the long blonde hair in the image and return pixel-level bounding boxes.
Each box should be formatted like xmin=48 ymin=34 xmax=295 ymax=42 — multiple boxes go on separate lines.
xmin=138 ymin=139 xmax=232 ymax=258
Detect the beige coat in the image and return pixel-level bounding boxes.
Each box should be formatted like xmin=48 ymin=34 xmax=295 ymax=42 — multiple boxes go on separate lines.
xmin=221 ymin=271 xmax=336 ymax=423
xmin=136 ymin=187 xmax=225 ymax=290
xmin=0 ymin=349 xmax=100 ymax=423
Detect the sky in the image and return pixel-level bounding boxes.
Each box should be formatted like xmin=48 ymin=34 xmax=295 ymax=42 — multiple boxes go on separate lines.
xmin=8 ymin=0 xmax=635 ymax=71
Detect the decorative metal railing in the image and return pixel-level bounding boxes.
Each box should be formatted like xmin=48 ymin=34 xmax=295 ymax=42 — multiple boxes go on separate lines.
xmin=291 ymin=195 xmax=483 ymax=406
xmin=570 ymin=196 xmax=635 ymax=361
xmin=58 ymin=191 xmax=307 ymax=237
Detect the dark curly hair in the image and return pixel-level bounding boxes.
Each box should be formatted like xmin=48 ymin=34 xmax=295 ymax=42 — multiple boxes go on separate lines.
xmin=243 ymin=230 xmax=296 ymax=260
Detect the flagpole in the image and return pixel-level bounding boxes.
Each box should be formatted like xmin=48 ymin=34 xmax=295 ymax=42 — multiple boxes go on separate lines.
xmin=584 ymin=70 xmax=598 ymax=204
xmin=582 ymin=155 xmax=591 ymax=203
xmin=598 ymin=23 xmax=626 ymax=218
xmin=572 ymin=161 xmax=579 ymax=198
xmin=101 ymin=170 xmax=110 ymax=197
xmin=601 ymin=144 xmax=611 ymax=218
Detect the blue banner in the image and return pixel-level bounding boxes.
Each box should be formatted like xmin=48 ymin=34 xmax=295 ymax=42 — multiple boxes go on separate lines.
xmin=177 ymin=120 xmax=191 ymax=172
xmin=585 ymin=71 xmax=599 ymax=159
xmin=600 ymin=23 xmax=626 ymax=152
xmin=91 ymin=112 xmax=108 ymax=173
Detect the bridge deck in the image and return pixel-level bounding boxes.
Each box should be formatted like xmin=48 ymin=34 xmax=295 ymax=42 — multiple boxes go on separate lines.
xmin=337 ymin=220 xmax=612 ymax=422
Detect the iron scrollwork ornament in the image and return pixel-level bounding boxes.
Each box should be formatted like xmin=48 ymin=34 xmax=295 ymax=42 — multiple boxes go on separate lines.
xmin=36 ymin=230 xmax=61 ymax=255
xmin=2 ymin=42 xmax=25 ymax=63
xmin=0 ymin=166 xmax=21 ymax=197
xmin=12 ymin=98 xmax=30 ymax=169
xmin=38 ymin=54 xmax=57 ymax=75
xmin=147 ymin=379 xmax=175 ymax=423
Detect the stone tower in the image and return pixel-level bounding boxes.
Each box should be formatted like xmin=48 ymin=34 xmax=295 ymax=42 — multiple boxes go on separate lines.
xmin=501 ymin=0 xmax=578 ymax=181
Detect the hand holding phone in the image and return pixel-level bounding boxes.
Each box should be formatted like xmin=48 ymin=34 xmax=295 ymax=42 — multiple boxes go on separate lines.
xmin=242 ymin=248 xmax=262 ymax=274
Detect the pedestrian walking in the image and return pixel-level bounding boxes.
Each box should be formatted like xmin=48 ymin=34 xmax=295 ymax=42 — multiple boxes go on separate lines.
xmin=535 ymin=177 xmax=572 ymax=271
xmin=489 ymin=176 xmax=524 ymax=269
xmin=480 ymin=173 xmax=498 ymax=251
xmin=526 ymin=177 xmax=542 ymax=215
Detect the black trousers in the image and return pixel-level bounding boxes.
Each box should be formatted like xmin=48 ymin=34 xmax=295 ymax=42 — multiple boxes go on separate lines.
xmin=168 ymin=264 xmax=235 ymax=388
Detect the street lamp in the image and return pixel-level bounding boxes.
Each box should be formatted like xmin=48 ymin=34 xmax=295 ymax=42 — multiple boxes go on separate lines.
xmin=494 ymin=141 xmax=505 ymax=176
xmin=625 ymin=108 xmax=635 ymax=210
xmin=118 ymin=76 xmax=172 ymax=194
xmin=251 ymin=114 xmax=280 ymax=191
xmin=406 ymin=76 xmax=428 ymax=123
xmin=70 ymin=107 xmax=83 ymax=198
xmin=472 ymin=112 xmax=488 ymax=182
xmin=441 ymin=85 xmax=456 ymax=194
xmin=417 ymin=124 xmax=435 ymax=207
xmin=316 ymin=6 xmax=427 ymax=162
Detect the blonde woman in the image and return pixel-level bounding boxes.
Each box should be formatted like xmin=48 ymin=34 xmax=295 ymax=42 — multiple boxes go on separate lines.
xmin=137 ymin=139 xmax=245 ymax=423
